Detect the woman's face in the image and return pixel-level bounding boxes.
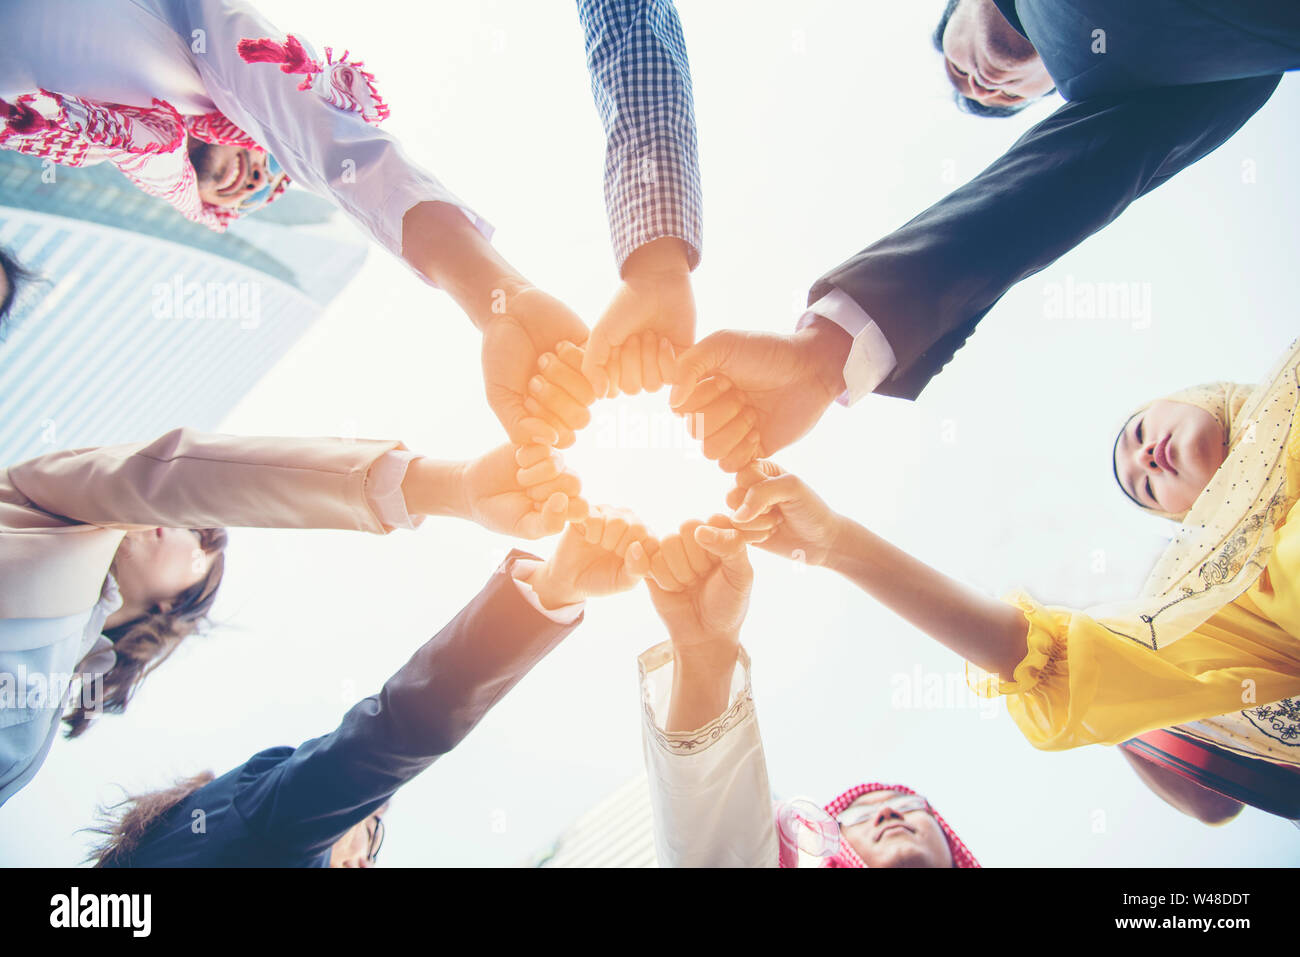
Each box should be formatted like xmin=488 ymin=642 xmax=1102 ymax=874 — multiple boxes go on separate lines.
xmin=112 ymin=528 xmax=210 ymax=612
xmin=837 ymin=790 xmax=954 ymax=868
xmin=1114 ymin=400 xmax=1229 ymax=516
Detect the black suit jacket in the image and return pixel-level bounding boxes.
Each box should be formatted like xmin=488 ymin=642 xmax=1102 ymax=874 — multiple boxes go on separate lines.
xmin=108 ymin=551 xmax=580 ymax=867
xmin=810 ymin=75 xmax=1282 ymax=400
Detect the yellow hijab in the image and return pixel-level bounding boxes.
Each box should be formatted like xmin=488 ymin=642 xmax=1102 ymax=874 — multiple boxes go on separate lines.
xmin=1095 ymin=337 xmax=1300 ymax=651
xmin=1114 ymin=381 xmax=1255 ymax=522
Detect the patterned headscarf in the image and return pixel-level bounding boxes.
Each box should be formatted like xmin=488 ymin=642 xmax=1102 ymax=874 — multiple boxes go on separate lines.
xmin=1091 ymin=338 xmax=1300 ymax=652
xmin=1101 ymin=344 xmax=1300 ymax=763
xmin=0 ymin=33 xmax=386 ymax=231
xmin=1113 ymin=381 xmax=1255 ymax=522
xmin=821 ymin=783 xmax=980 ymax=868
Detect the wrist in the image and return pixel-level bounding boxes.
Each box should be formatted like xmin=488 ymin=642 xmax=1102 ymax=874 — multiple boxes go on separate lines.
xmin=796 ymin=315 xmax=851 ymax=399
xmin=525 ymin=560 xmax=582 ymax=611
xmin=671 ymin=635 xmax=740 ymax=675
xmin=822 ymin=515 xmax=865 ymax=576
xmin=814 ymin=514 xmax=849 ymax=568
xmin=621 ymin=237 xmax=691 ymax=280
xmin=401 ymin=458 xmax=468 ymax=519
xmin=666 ymin=639 xmax=739 ymax=732
xmin=401 ymin=201 xmax=528 ymax=330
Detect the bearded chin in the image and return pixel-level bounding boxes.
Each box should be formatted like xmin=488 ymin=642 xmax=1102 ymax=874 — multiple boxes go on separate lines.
xmin=186 ymin=138 xmax=218 ymax=182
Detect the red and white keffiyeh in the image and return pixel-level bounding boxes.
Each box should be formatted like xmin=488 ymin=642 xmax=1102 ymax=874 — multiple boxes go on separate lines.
xmin=0 ymin=33 xmax=387 ymax=231
xmin=822 ymin=783 xmax=981 ymax=868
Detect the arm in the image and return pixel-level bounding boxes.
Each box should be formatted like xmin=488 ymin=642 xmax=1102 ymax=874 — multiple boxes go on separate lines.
xmin=578 ymin=0 xmax=702 ymax=273
xmin=627 ymin=518 xmax=779 ymax=866
xmin=728 ymin=462 xmax=1300 ymax=749
xmin=728 ymin=461 xmax=1028 ymax=677
xmin=811 ymin=74 xmax=1282 ymax=400
xmin=637 ymin=641 xmax=779 ymax=868
xmin=231 ymin=550 xmax=582 ymax=861
xmin=231 ymin=509 xmax=650 ymax=861
xmin=823 ymin=517 xmax=1028 ymax=681
xmin=176 ymin=1 xmax=593 ymax=446
xmin=3 ymin=427 xmax=402 ymax=534
xmin=577 ymin=0 xmax=702 ymax=392
xmin=2 ymin=430 xmax=583 ymax=539
xmin=175 ymin=0 xmax=489 ymax=275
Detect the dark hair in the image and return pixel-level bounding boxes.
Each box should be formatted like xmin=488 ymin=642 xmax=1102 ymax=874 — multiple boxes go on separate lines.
xmin=0 ymin=245 xmax=37 ymax=331
xmin=933 ymin=0 xmax=1031 ymax=119
xmin=87 ymin=770 xmax=216 ymax=867
xmin=63 ymin=527 xmax=229 ymax=738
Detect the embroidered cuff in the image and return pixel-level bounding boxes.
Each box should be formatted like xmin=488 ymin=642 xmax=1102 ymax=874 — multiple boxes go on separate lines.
xmin=637 ymin=640 xmax=754 ymax=757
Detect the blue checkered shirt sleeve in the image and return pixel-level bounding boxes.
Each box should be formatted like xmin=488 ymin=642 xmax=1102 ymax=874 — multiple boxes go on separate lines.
xmin=578 ymin=0 xmax=703 ymax=271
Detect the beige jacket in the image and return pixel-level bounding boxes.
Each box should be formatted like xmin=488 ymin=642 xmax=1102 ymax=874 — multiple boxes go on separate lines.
xmin=0 ymin=428 xmax=402 ymax=621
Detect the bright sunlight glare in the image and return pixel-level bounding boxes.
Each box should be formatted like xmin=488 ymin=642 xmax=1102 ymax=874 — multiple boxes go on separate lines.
xmin=563 ymin=390 xmax=738 ymax=538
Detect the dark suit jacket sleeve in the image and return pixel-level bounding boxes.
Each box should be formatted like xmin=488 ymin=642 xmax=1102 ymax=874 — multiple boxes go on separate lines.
xmin=230 ymin=550 xmax=581 ymax=862
xmin=809 ymin=75 xmax=1281 ymax=400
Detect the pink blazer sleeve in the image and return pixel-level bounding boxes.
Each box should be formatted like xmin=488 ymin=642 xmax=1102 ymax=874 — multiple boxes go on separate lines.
xmin=1 ymin=427 xmax=403 ymax=534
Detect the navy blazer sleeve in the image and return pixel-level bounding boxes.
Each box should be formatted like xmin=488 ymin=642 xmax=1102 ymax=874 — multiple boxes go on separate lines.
xmin=810 ymin=74 xmax=1281 ymax=400
xmin=116 ymin=551 xmax=580 ymax=866
xmin=235 ymin=550 xmax=580 ymax=862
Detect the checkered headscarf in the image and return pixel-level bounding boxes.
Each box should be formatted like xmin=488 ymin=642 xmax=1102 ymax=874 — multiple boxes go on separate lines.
xmin=822 ymin=783 xmax=980 ymax=868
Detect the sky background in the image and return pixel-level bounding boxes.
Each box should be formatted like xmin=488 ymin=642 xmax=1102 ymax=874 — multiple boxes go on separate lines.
xmin=3 ymin=0 xmax=1299 ymax=866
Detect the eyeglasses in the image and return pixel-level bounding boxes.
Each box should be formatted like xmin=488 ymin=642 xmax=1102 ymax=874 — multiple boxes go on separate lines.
xmin=235 ymin=153 xmax=287 ymax=213
xmin=366 ymin=814 xmax=385 ymax=864
xmin=835 ymin=794 xmax=932 ymax=829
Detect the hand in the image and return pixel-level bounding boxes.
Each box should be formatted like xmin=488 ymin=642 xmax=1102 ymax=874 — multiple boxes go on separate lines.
xmin=522 ymin=340 xmax=600 ymax=443
xmin=582 ymin=237 xmax=695 ymax=398
xmin=726 ymin=461 xmax=844 ymax=567
xmin=481 ymin=285 xmax=592 ymax=447
xmin=461 ymin=443 xmax=587 ymax=539
xmin=525 ymin=506 xmax=651 ymax=609
xmin=625 ymin=516 xmax=753 ymax=654
xmin=668 ymin=318 xmax=852 ymax=471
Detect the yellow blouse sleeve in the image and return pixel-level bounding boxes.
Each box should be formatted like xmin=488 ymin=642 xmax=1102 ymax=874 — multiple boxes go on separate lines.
xmin=969 ymin=592 xmax=1300 ymax=751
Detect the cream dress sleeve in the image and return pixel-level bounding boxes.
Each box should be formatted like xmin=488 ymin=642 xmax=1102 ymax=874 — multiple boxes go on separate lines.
xmin=637 ymin=641 xmax=780 ymax=867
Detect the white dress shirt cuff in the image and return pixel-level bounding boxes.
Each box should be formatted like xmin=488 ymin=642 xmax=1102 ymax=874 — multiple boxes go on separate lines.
xmin=797 ymin=287 xmax=898 ymax=406
xmin=507 ymin=558 xmax=586 ymax=626
xmin=363 ymin=450 xmax=424 ymax=532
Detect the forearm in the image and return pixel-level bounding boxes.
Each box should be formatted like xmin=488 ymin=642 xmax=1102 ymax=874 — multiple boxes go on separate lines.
xmin=399 ymin=457 xmax=467 ymax=521
xmin=666 ymin=643 xmax=738 ymax=732
xmin=401 ymin=201 xmax=527 ymax=329
xmin=823 ymin=517 xmax=1028 ymax=679
xmin=814 ymin=76 xmax=1281 ymax=399
xmin=638 ymin=640 xmax=779 ymax=867
xmin=580 ymin=0 xmax=703 ymax=269
xmin=4 ymin=428 xmax=401 ymax=534
xmin=255 ymin=552 xmax=581 ymax=855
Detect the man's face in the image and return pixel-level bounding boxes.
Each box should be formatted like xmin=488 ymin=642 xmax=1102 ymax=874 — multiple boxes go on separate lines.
xmin=188 ymin=140 xmax=276 ymax=209
xmin=941 ymin=0 xmax=1054 ymax=108
xmin=837 ymin=790 xmax=955 ymax=867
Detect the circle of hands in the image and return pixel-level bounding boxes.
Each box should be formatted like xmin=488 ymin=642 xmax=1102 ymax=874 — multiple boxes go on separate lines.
xmin=462 ymin=262 xmax=848 ymax=651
